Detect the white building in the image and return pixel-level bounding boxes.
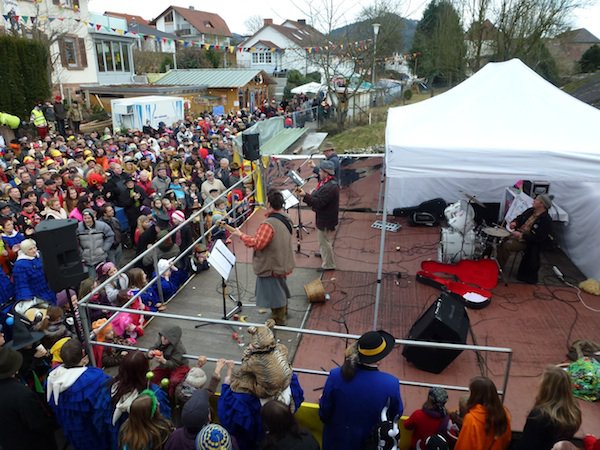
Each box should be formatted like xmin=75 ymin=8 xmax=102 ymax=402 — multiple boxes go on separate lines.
xmin=150 ymin=6 xmax=231 ymax=47
xmin=1 ymin=0 xmax=136 ymax=97
xmin=237 ymin=19 xmax=327 ymax=75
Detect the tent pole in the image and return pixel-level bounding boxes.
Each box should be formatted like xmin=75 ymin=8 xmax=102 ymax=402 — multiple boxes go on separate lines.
xmin=373 ymin=164 xmax=389 ymax=330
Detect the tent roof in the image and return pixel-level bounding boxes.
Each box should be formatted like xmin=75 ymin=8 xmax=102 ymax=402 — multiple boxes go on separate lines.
xmin=386 ymin=59 xmax=600 ymax=181
xmin=291 ymin=82 xmax=324 ymax=94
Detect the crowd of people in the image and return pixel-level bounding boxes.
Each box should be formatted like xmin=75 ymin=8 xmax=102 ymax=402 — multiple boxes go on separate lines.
xmin=0 ymin=98 xmax=595 ymax=450
xmin=1 ymin=318 xmax=592 ymax=450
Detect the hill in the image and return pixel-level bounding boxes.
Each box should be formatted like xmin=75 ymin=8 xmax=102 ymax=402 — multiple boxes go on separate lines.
xmin=330 ymin=14 xmax=418 ymax=52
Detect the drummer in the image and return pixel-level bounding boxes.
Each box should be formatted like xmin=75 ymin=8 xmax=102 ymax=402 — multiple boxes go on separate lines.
xmin=497 ymin=194 xmax=553 ymax=283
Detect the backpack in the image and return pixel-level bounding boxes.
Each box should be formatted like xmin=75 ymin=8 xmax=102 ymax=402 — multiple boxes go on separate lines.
xmin=363 ymin=398 xmax=400 ymax=450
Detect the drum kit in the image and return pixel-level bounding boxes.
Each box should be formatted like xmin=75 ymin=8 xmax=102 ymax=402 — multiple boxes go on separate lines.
xmin=438 ymin=193 xmax=511 ymax=264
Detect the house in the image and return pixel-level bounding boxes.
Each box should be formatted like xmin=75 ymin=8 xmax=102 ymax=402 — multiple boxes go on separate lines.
xmin=236 ymin=19 xmax=327 ymax=75
xmin=150 ymin=6 xmax=232 ymax=46
xmin=547 ymin=28 xmax=600 ymax=74
xmin=104 ymin=11 xmax=176 ymax=54
xmin=464 ymin=19 xmax=498 ymax=74
xmin=155 ymin=68 xmax=276 ymax=112
xmin=1 ymin=0 xmax=136 ymax=100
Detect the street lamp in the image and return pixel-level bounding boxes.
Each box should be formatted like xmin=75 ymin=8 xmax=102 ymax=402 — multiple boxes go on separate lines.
xmin=372 ymin=23 xmax=381 ymax=86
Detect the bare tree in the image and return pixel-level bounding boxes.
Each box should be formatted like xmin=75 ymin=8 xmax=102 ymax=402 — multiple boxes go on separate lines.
xmin=463 ymin=0 xmax=588 ymax=75
xmin=287 ymin=0 xmax=404 ymax=129
xmin=244 ymin=15 xmax=265 ymax=35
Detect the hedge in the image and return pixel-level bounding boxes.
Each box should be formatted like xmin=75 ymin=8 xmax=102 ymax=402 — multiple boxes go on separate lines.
xmin=0 ymin=35 xmax=50 ymax=119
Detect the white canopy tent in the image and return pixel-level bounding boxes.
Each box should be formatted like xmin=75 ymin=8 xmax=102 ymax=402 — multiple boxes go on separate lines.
xmin=372 ymin=59 xmax=600 ymax=323
xmin=291 ymin=82 xmax=324 ymax=94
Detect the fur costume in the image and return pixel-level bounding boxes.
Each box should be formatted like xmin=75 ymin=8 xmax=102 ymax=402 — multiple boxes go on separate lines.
xmin=229 ymin=319 xmax=293 ymax=399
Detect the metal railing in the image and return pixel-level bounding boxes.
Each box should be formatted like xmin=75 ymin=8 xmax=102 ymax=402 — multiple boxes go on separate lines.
xmin=78 ymin=156 xmax=514 ymax=400
xmin=78 ymin=169 xmax=259 ymax=365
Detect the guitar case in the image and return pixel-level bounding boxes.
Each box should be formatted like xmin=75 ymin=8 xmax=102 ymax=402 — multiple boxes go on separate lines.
xmin=393 ymin=198 xmax=447 ymax=226
xmin=417 ymin=259 xmax=499 ymax=309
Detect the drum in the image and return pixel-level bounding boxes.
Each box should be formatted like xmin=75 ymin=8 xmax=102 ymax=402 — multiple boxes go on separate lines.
xmin=482 ymin=226 xmax=510 ymax=239
xmin=444 ymin=200 xmax=475 ymax=233
xmin=438 ymin=228 xmax=477 ymax=263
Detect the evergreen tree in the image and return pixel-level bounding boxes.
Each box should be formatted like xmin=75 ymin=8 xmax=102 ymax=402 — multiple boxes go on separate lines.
xmin=579 ymin=44 xmax=600 ymax=73
xmin=411 ymin=0 xmax=466 ymax=86
xmin=0 ymin=35 xmax=49 ymax=118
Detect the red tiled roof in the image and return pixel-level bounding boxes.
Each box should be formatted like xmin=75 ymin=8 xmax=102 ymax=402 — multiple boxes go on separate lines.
xmin=556 ymin=28 xmax=600 ymax=44
xmin=104 ymin=11 xmax=149 ymax=26
xmin=150 ymin=6 xmax=232 ymax=37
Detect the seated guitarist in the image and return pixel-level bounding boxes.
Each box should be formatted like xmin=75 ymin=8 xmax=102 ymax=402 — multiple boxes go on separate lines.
xmin=497 ymin=194 xmax=553 ymax=284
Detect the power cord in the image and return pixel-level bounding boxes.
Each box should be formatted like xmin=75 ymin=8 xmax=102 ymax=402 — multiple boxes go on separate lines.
xmin=553 ymin=265 xmax=600 ymax=313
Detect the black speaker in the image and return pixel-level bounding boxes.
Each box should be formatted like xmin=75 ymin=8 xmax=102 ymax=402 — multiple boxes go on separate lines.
xmin=35 ymin=219 xmax=87 ymax=292
xmin=242 ymin=133 xmax=260 ymax=160
xmin=402 ymin=292 xmax=470 ymax=374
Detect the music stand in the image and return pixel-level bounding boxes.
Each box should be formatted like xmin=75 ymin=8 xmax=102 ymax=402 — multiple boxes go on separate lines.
xmin=281 ymin=188 xmax=310 ymax=257
xmin=206 ymin=239 xmax=242 ymax=320
xmin=287 ymin=169 xmax=314 ymax=233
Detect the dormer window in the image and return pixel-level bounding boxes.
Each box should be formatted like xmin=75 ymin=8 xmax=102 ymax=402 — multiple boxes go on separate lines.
xmin=204 ymin=21 xmax=214 ymax=28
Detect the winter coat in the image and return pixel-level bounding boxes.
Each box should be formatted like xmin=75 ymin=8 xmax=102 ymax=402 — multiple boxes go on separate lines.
xmin=302 ymin=178 xmax=340 ymax=230
xmin=319 ymin=365 xmax=403 ymax=450
xmin=151 ymin=324 xmax=187 ymax=370
xmin=12 ymin=253 xmax=57 ymax=303
xmin=455 ymin=404 xmax=511 ymax=450
xmin=46 ymin=366 xmax=112 ymax=450
xmin=151 ymin=175 xmax=171 ymax=198
xmin=76 ymin=219 xmax=114 ymax=266
xmin=67 ymin=103 xmax=83 ymax=122
xmin=0 ymin=377 xmax=57 ymax=450
xmin=517 ymin=408 xmax=577 ymax=450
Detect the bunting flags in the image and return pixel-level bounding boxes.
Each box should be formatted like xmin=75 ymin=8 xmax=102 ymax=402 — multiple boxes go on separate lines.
xmin=1 ymin=14 xmax=374 ymax=54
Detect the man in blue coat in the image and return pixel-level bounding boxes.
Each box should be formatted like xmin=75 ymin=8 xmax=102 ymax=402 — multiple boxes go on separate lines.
xmin=319 ymin=330 xmax=403 ymax=450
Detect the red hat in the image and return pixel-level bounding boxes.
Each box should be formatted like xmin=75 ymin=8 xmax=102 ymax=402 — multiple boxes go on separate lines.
xmin=171 ymin=210 xmax=185 ymax=223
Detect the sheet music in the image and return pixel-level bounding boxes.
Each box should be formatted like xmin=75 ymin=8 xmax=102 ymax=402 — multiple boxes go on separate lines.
xmin=208 ymin=239 xmax=236 ymax=280
xmin=281 ymin=189 xmax=300 ymax=210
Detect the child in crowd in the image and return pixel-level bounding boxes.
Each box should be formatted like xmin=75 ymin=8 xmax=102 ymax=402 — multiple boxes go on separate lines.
xmin=96 ymin=261 xmax=128 ymax=305
xmin=404 ymin=387 xmax=452 ymax=450
xmin=128 ymin=267 xmax=163 ymax=311
xmin=148 ymin=324 xmax=188 ymax=397
xmin=112 ymin=289 xmax=147 ymax=344
xmin=190 ymin=243 xmax=210 ymax=274
xmin=175 ymin=356 xmax=226 ymax=406
xmin=156 ymin=258 xmax=179 ymax=301
xmin=91 ymin=318 xmax=128 ymax=369
xmin=118 ymin=390 xmax=173 ymax=450
xmin=41 ymin=305 xmax=70 ymax=349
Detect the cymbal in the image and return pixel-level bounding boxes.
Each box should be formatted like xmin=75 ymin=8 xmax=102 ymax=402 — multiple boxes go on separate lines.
xmin=464 ymin=193 xmax=486 ymax=208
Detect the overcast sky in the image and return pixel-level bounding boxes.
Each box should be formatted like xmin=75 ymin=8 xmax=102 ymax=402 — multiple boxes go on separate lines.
xmin=88 ymin=0 xmax=600 ymax=41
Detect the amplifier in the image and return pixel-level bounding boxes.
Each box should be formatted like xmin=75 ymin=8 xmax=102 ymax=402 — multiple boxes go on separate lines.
xmin=523 ymin=180 xmax=550 ymax=197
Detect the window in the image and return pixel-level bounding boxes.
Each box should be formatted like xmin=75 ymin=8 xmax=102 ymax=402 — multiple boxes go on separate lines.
xmin=95 ymin=42 xmax=105 ymax=71
xmin=52 ymin=0 xmax=80 ymax=9
xmin=59 ymin=36 xmax=87 ymax=70
xmin=251 ymin=52 xmax=272 ymax=64
xmin=112 ymin=42 xmax=122 ymax=71
xmin=165 ymin=11 xmax=173 ymax=23
xmin=95 ymin=40 xmax=132 ymax=73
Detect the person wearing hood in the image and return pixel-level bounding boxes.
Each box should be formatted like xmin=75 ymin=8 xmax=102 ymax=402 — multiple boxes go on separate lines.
xmin=0 ymin=346 xmax=58 ymax=450
xmin=76 ymin=208 xmax=114 ymax=278
xmin=109 ymin=351 xmax=171 ymax=448
xmin=46 ymin=338 xmax=113 ymax=450
xmin=12 ymin=238 xmax=56 ymax=304
xmin=454 ymin=376 xmax=511 ymax=450
xmin=405 ymin=387 xmax=451 ymax=450
xmin=148 ymin=324 xmax=188 ymax=397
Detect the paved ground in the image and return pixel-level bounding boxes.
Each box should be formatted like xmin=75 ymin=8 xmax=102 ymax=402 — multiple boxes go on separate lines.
xmin=135 ymin=262 xmax=322 ymax=381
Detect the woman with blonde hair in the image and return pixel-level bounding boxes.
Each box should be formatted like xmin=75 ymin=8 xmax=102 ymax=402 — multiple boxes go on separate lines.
xmin=517 ymin=366 xmax=581 ymax=450
xmin=118 ymin=389 xmax=173 ymax=450
xmin=455 ymin=376 xmax=511 ymax=450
